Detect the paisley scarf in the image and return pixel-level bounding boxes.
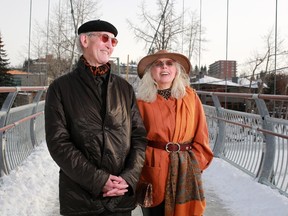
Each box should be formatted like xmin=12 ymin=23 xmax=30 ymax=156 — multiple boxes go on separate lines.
xmin=165 ymin=88 xmax=208 ymax=216
xmin=80 ymin=55 xmax=110 ymax=76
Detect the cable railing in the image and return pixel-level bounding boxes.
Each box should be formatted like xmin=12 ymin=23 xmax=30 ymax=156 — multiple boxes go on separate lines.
xmin=0 ymin=87 xmax=287 ymax=199
xmin=0 ymin=86 xmax=47 ymax=176
xmin=198 ymin=91 xmax=288 ymax=197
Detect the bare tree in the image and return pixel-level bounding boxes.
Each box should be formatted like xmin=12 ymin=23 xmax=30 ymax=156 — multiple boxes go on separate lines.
xmin=244 ymin=29 xmax=287 ymax=94
xmin=48 ymin=0 xmax=99 ymax=76
xmin=127 ymin=0 xmax=201 ymax=61
xmin=183 ymin=13 xmax=201 ymax=62
xmin=242 ymin=29 xmax=288 ymax=114
xmin=30 ymin=0 xmax=100 ymax=81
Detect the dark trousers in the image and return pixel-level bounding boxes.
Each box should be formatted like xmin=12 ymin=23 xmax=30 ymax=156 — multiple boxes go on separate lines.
xmin=141 ymin=202 xmax=165 ymax=216
xmin=63 ymin=211 xmax=131 ymax=216
xmin=99 ymin=211 xmax=132 ymax=216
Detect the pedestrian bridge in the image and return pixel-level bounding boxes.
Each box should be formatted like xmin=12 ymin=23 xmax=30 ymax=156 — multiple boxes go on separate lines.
xmin=0 ymin=86 xmax=287 ymax=212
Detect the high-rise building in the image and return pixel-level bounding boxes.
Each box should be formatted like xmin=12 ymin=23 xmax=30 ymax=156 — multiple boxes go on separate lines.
xmin=208 ymin=60 xmax=237 ymax=79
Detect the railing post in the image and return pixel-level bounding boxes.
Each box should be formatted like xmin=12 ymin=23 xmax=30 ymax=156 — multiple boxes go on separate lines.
xmin=30 ymin=90 xmax=45 ymax=147
xmin=253 ymin=95 xmax=276 ymax=185
xmin=211 ymin=94 xmax=226 ymax=158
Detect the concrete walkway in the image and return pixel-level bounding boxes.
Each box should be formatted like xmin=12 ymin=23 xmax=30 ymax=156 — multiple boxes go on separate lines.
xmin=132 ymin=186 xmax=233 ymax=216
xmin=203 ymin=186 xmax=233 ymax=216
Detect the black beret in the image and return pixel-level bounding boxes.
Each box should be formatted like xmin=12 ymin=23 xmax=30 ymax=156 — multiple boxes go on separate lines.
xmin=77 ymin=19 xmax=118 ymax=36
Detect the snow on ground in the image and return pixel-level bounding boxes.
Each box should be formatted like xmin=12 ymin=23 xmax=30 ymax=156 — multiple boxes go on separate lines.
xmin=1 ymin=142 xmax=288 ymax=216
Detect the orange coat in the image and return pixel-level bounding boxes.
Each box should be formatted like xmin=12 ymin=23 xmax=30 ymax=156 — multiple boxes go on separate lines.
xmin=137 ymin=87 xmax=213 ymax=215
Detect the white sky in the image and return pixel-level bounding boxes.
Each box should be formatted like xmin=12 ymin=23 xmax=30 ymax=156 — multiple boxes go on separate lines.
xmin=1 ymin=142 xmax=288 ymax=216
xmin=0 ymin=0 xmax=288 ymax=74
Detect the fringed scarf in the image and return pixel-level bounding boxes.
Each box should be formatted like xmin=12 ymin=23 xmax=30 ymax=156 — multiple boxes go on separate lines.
xmin=165 ymin=152 xmax=205 ymax=216
xmin=165 ymin=88 xmax=206 ymax=216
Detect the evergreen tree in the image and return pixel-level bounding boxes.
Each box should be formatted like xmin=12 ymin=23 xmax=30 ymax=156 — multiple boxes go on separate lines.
xmin=194 ymin=65 xmax=199 ymax=73
xmin=0 ymin=33 xmax=14 ymax=108
xmin=0 ymin=33 xmax=13 ymax=86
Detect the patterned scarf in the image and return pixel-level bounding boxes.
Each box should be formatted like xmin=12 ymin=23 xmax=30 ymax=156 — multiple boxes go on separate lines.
xmin=80 ymin=55 xmax=110 ymax=76
xmin=165 ymin=151 xmax=205 ymax=215
xmin=165 ymin=88 xmax=206 ymax=216
xmin=157 ymin=88 xmax=171 ymax=100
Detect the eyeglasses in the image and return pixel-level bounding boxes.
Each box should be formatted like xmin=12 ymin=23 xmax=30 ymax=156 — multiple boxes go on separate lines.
xmin=87 ymin=33 xmax=118 ymax=47
xmin=153 ymin=60 xmax=175 ymax=68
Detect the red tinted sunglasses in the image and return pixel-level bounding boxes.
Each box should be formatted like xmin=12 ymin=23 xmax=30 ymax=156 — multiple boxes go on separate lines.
xmin=153 ymin=60 xmax=175 ymax=68
xmin=87 ymin=33 xmax=118 ymax=47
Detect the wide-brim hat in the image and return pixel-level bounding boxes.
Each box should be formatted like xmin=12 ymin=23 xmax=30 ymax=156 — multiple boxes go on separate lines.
xmin=137 ymin=50 xmax=191 ymax=79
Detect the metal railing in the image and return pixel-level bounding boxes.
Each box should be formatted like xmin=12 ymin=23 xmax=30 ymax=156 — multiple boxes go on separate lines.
xmin=198 ymin=91 xmax=288 ymax=197
xmin=0 ymin=87 xmax=287 ymax=199
xmin=0 ymin=86 xmax=47 ymax=176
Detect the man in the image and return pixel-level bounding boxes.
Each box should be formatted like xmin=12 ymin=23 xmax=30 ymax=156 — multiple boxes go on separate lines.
xmin=45 ymin=19 xmax=147 ymax=216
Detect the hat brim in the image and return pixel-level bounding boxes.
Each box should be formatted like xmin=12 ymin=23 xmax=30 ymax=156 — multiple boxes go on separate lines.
xmin=137 ymin=52 xmax=191 ymax=79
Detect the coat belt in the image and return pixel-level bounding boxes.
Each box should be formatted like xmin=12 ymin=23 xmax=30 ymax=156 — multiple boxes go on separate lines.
xmin=147 ymin=140 xmax=193 ymax=152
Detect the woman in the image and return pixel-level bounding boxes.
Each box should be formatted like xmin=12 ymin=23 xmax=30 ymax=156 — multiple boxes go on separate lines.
xmin=136 ymin=50 xmax=213 ymax=216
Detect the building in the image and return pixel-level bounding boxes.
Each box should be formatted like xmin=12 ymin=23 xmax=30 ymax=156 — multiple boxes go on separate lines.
xmin=7 ymin=70 xmax=46 ymax=86
xmin=190 ymin=75 xmax=267 ymax=111
xmin=208 ymin=60 xmax=237 ymax=79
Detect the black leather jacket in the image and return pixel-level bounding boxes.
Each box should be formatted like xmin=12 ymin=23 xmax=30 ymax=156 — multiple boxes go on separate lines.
xmin=45 ymin=60 xmax=147 ymax=215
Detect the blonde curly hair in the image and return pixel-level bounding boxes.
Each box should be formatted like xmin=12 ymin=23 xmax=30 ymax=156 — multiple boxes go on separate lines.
xmin=137 ymin=62 xmax=190 ymax=102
